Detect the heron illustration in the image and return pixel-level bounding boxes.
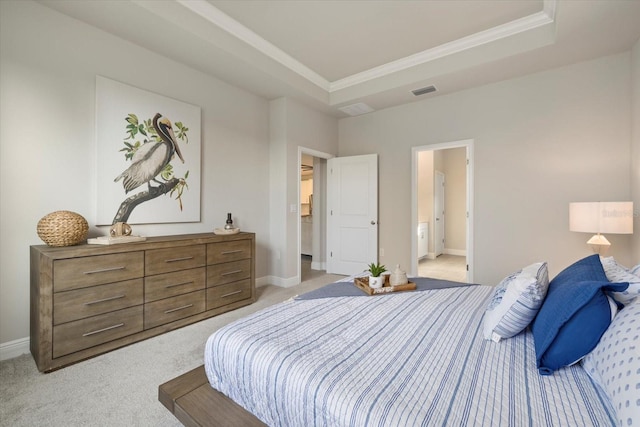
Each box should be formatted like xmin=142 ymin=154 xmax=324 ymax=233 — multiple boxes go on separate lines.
xmin=114 ymin=113 xmax=184 ymax=193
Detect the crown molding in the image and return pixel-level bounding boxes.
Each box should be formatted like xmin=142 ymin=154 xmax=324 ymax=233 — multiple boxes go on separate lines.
xmin=176 ymin=0 xmax=557 ymax=94
xmin=330 ymin=2 xmax=557 ymax=91
xmin=176 ymin=0 xmax=331 ymax=91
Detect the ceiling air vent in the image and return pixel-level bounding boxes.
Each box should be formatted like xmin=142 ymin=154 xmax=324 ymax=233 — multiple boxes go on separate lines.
xmin=338 ymin=102 xmax=374 ymax=116
xmin=412 ymin=85 xmax=437 ymax=96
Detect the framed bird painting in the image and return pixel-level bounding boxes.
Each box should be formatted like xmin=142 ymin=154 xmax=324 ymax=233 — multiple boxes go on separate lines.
xmin=95 ymin=76 xmax=201 ymax=226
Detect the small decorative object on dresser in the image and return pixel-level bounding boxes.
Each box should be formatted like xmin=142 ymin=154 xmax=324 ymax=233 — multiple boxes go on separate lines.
xmin=109 ymin=221 xmax=132 ymax=237
xmin=30 ymin=232 xmax=255 ymax=372
xmin=214 ymin=212 xmax=240 ymax=235
xmin=213 ymin=228 xmax=240 ymax=235
xmin=87 ymin=221 xmax=147 ymax=245
xmin=224 ymin=213 xmax=234 ymax=230
xmin=36 ymin=210 xmax=89 ymax=247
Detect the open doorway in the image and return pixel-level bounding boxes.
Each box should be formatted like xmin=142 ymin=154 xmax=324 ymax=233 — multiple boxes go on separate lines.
xmin=411 ymin=140 xmax=474 ymax=282
xmin=300 ymin=153 xmax=318 ymax=282
xmin=299 ymin=148 xmax=332 ymax=282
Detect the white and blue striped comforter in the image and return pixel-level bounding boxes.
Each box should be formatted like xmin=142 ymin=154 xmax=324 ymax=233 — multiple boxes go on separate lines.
xmin=204 ymin=285 xmax=616 ymax=426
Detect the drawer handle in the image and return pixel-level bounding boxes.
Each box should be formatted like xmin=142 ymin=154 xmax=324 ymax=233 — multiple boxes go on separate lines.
xmin=85 ymin=295 xmax=125 ymax=305
xmin=165 ymin=281 xmax=194 ymax=289
xmin=164 ymin=304 xmax=194 ymax=314
xmin=83 ymin=323 xmax=125 ymax=337
xmin=84 ymin=266 xmax=126 ymax=275
xmin=221 ymin=290 xmax=242 ymax=298
xmin=165 ymin=256 xmax=194 ymax=263
xmin=221 ymin=269 xmax=242 ymax=276
xmin=221 ymin=250 xmax=243 ymax=255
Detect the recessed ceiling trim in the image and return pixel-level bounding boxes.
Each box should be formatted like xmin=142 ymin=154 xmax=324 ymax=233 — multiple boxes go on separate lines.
xmin=176 ymin=0 xmax=556 ymax=95
xmin=330 ymin=3 xmax=556 ymax=92
xmin=175 ymin=0 xmax=331 ymax=91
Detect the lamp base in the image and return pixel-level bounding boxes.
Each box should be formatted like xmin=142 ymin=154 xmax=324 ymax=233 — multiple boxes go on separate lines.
xmin=587 ymin=233 xmax=610 ymax=255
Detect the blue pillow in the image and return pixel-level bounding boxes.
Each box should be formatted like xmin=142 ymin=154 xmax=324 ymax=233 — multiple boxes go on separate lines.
xmin=550 ymin=254 xmax=607 ymax=284
xmin=531 ymin=255 xmax=628 ymax=375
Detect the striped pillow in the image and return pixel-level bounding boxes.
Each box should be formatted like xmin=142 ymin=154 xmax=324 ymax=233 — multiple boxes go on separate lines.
xmin=483 ymin=262 xmax=549 ymax=342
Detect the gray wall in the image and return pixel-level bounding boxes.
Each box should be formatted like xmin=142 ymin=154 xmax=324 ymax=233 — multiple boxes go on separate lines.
xmin=269 ymin=98 xmax=338 ymax=286
xmin=339 ymin=53 xmax=635 ymax=285
xmin=0 ymin=1 xmax=338 ymax=347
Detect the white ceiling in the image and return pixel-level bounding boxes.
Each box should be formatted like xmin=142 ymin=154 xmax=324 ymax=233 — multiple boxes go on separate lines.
xmin=39 ymin=0 xmax=640 ymax=117
xmin=209 ymin=0 xmax=543 ymax=82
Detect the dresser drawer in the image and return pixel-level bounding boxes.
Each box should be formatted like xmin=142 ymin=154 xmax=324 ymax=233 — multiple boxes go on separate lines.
xmin=207 ymin=240 xmax=251 ymax=265
xmin=145 ymin=245 xmax=205 ymax=276
xmin=145 ymin=267 xmax=206 ymax=303
xmin=144 ymin=290 xmax=205 ymax=329
xmin=207 ymin=259 xmax=251 ymax=287
xmin=52 ymin=306 xmax=143 ymax=358
xmin=31 ymin=233 xmax=255 ymax=372
xmin=53 ymin=279 xmax=143 ymax=325
xmin=53 ymin=252 xmax=144 ymax=292
xmin=206 ymin=279 xmax=252 ymax=310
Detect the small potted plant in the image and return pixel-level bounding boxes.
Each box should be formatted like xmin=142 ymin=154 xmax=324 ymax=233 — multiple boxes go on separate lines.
xmin=367 ymin=262 xmax=387 ymax=289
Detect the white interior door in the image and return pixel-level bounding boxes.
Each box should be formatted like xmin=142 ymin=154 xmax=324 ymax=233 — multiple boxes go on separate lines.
xmin=435 ymin=171 xmax=445 ymax=256
xmin=327 ymin=154 xmax=378 ymax=275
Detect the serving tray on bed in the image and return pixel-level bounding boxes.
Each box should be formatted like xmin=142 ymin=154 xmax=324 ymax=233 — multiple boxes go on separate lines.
xmin=354 ymin=276 xmax=416 ymax=295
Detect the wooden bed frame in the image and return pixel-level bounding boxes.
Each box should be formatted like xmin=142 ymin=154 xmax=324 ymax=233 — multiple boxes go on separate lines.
xmin=158 ymin=365 xmax=266 ymax=427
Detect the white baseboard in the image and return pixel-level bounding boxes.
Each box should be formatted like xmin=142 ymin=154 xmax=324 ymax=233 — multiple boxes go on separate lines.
xmin=444 ymin=249 xmax=467 ymax=257
xmin=422 ymin=250 xmax=466 ymax=260
xmin=0 ymin=337 xmax=30 ymax=361
xmin=256 ymin=275 xmax=300 ymax=288
xmin=310 ymin=260 xmax=325 ymax=271
xmin=255 ymin=275 xmax=269 ymax=287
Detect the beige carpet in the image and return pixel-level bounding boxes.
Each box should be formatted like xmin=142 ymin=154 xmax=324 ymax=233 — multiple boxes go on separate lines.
xmin=0 ymin=273 xmax=343 ymax=426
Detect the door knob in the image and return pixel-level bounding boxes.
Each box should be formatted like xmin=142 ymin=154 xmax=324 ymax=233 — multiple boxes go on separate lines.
xmin=371 ymin=220 xmax=377 ymax=225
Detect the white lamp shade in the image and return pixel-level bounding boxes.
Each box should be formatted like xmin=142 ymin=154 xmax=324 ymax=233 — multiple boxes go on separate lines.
xmin=569 ymin=202 xmax=634 ymax=234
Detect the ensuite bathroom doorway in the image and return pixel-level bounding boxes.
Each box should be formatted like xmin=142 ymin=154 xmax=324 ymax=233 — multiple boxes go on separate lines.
xmin=412 ymin=140 xmax=474 ymax=283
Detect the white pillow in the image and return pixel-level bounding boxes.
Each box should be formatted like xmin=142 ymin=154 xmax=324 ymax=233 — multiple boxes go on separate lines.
xmin=600 ymin=257 xmax=640 ymax=305
xmin=582 ymin=298 xmax=640 ymax=426
xmin=483 ymin=262 xmax=549 ymax=342
xmin=601 ymin=256 xmax=630 ymax=274
xmin=631 ymin=263 xmax=640 ymax=277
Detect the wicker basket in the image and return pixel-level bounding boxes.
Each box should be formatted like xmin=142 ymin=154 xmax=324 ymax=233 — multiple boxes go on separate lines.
xmin=37 ymin=211 xmax=89 ymax=247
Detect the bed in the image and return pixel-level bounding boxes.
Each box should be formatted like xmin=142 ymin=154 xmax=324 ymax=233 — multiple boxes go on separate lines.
xmin=159 ymin=255 xmax=640 ymax=426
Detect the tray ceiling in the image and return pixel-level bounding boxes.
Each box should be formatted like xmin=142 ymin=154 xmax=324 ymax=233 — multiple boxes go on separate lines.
xmin=38 ymin=0 xmax=640 ymax=116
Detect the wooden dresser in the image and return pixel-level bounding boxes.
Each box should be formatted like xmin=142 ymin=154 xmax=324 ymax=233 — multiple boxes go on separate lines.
xmin=30 ymin=232 xmax=255 ymax=372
